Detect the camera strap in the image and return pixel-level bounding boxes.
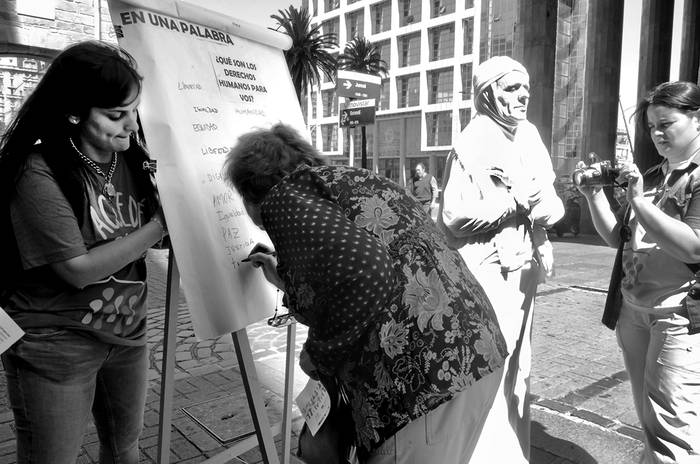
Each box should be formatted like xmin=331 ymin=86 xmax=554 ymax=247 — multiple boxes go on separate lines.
xmin=601 ymin=205 xmax=632 ymax=330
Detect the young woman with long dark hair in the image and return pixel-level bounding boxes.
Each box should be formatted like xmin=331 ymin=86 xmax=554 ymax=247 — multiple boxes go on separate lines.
xmin=0 ymin=41 xmax=167 ymax=464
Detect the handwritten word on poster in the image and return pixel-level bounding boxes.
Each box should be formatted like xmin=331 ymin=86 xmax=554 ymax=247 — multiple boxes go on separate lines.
xmin=108 ymin=2 xmax=306 ymax=338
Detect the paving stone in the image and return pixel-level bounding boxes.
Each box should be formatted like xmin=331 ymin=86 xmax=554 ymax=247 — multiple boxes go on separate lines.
xmin=170 ymin=438 xmax=200 ymax=460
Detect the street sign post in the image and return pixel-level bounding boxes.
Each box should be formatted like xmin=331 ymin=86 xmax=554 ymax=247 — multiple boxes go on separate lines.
xmin=339 ymin=98 xmax=376 ymax=128
xmin=336 ymin=70 xmax=381 ymax=100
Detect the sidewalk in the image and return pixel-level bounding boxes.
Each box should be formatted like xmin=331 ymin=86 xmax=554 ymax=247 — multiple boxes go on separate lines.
xmin=0 ymin=235 xmax=645 ymax=463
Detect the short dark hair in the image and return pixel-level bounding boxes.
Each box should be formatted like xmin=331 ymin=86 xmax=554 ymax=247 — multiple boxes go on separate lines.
xmin=634 ymin=81 xmax=700 ymax=129
xmin=223 ymin=123 xmax=326 ymax=205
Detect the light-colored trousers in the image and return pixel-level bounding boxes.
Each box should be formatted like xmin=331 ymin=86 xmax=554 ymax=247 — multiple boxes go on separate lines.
xmin=366 ymin=367 xmax=502 ymax=464
xmin=467 ymin=260 xmax=540 ymax=464
xmin=617 ymin=301 xmax=700 ymax=464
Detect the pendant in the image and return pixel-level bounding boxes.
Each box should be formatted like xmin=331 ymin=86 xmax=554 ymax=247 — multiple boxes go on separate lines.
xmin=103 ymin=182 xmax=116 ymax=198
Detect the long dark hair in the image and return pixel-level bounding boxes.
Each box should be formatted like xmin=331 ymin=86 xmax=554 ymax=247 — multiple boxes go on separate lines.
xmin=0 ymin=41 xmax=159 ymax=294
xmin=0 ymin=40 xmax=159 ymax=222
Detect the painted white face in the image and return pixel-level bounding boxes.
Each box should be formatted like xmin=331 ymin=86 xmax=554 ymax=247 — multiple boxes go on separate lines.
xmin=646 ymin=104 xmax=700 ymax=163
xmin=76 ymin=86 xmax=141 ymax=161
xmin=493 ymin=71 xmax=530 ymax=121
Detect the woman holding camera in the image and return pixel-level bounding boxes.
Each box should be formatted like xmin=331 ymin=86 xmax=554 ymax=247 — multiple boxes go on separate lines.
xmin=579 ymin=81 xmax=700 ymax=463
xmin=0 ymin=41 xmax=166 ymax=463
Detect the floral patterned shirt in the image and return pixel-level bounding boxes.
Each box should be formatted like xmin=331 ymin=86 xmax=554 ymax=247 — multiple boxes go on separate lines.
xmin=260 ymin=165 xmax=507 ymax=450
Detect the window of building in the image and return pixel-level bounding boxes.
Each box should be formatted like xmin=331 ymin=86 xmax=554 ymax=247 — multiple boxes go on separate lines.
xmin=0 ymin=55 xmax=49 ymax=134
xmin=325 ymin=0 xmax=339 ymax=12
xmin=322 ymin=17 xmax=339 ymax=38
xmin=426 ymin=111 xmax=452 ymax=146
xmin=321 ymin=124 xmax=338 ymax=151
xmin=463 ymin=17 xmax=474 ymax=55
xmin=460 ymin=62 xmax=472 ymax=100
xmin=348 ymin=126 xmax=374 ymax=161
xmin=405 ymin=115 xmax=421 ymax=155
xmin=377 ymin=119 xmax=401 ymax=158
xmin=429 ymin=24 xmax=454 ymax=61
xmin=377 ymin=40 xmax=390 ymax=70
xmin=465 ymin=0 xmax=474 ymax=8
xmin=323 ymin=53 xmax=338 ymax=83
xmin=311 ymin=90 xmax=318 ymax=119
xmin=301 ymin=93 xmax=309 ymax=122
xmin=459 ymin=108 xmax=471 ymax=130
xmin=428 ymin=68 xmax=453 ymax=104
xmin=322 ymin=89 xmax=337 ymax=117
xmin=346 ymin=9 xmax=364 ymax=40
xmin=379 ymin=79 xmax=390 ymax=110
xmin=372 ymin=1 xmax=392 ymax=34
xmin=311 ymin=125 xmax=317 ymax=147
xmin=398 ymin=32 xmax=421 ymax=67
xmin=397 ymin=73 xmax=420 ymax=107
xmin=431 ymin=0 xmax=455 ymax=18
xmin=399 ymin=0 xmax=421 ymax=27
xmin=311 ymin=0 xmax=318 ymax=16
xmin=378 ymin=158 xmax=400 ymax=183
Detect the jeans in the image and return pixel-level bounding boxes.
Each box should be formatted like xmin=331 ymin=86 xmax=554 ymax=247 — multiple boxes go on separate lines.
xmin=617 ymin=302 xmax=700 ymax=464
xmin=1 ymin=328 xmax=148 ymax=464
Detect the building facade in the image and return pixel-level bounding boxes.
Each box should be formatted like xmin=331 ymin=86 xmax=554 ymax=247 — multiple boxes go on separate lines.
xmin=305 ymin=0 xmax=483 ymax=187
xmin=0 ymin=0 xmax=113 ymax=134
xmin=303 ymin=0 xmax=599 ymax=189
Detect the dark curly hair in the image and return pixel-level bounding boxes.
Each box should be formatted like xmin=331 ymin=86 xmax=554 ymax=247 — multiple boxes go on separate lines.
xmin=223 ymin=123 xmax=326 ymax=205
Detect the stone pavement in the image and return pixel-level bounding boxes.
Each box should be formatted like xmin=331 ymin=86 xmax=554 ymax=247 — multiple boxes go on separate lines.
xmin=0 ymin=235 xmax=648 ymax=463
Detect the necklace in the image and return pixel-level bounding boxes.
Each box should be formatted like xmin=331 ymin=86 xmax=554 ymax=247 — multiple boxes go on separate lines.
xmin=69 ymin=138 xmax=118 ymax=199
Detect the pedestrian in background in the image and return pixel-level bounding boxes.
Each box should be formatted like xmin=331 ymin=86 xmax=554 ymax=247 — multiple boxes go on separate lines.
xmin=225 ymin=123 xmax=508 ymax=463
xmin=0 ymin=41 xmax=167 ymax=464
xmin=438 ymin=56 xmax=564 ymax=463
xmin=411 ymin=162 xmax=439 ymax=217
xmin=577 ymin=81 xmax=700 ymax=463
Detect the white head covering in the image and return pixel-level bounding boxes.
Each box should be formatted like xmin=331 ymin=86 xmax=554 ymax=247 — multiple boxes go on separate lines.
xmin=472 ymin=56 xmax=529 ymax=135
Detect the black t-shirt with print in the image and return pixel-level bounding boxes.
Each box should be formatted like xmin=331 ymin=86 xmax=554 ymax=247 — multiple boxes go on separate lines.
xmin=8 ymin=150 xmax=148 ymax=345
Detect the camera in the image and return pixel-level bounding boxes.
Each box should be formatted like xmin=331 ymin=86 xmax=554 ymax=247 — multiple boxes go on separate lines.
xmin=572 ymin=160 xmax=620 ymax=187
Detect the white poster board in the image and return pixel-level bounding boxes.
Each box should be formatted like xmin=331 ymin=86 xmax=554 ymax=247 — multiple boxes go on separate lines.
xmin=107 ymin=0 xmax=306 ymax=338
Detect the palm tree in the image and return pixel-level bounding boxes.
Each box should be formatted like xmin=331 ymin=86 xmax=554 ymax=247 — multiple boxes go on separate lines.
xmin=337 ymin=38 xmax=387 ymax=168
xmin=271 ymin=6 xmax=337 ymax=105
xmin=337 ymin=38 xmax=388 ymax=76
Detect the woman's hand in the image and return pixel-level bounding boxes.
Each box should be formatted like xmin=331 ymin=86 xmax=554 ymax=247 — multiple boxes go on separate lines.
xmin=617 ymin=161 xmax=644 ymax=202
xmin=245 ymin=243 xmax=285 ymax=290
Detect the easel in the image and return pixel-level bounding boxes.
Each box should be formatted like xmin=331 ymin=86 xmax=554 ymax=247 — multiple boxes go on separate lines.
xmin=156 ymin=248 xmax=301 ymax=464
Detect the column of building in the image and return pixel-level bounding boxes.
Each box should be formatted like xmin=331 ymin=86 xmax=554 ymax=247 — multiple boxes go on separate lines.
xmin=580 ymin=0 xmax=624 ymax=165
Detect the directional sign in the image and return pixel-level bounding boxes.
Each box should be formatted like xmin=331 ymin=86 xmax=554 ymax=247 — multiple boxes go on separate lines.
xmin=339 ymin=98 xmax=376 ymax=127
xmin=336 ymin=69 xmax=381 ymax=100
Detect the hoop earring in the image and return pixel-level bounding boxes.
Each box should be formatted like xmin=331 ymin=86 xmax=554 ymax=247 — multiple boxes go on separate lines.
xmin=68 ymin=116 xmax=80 ymax=125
